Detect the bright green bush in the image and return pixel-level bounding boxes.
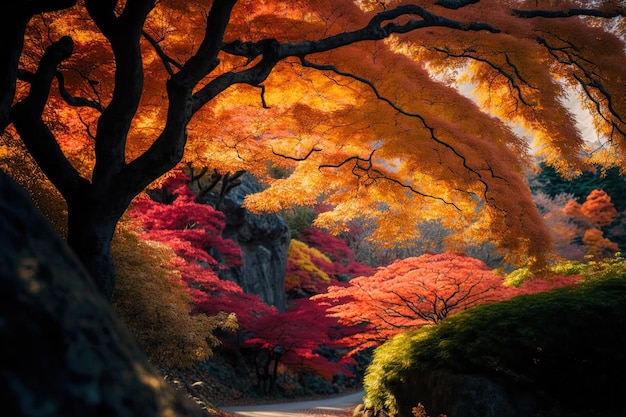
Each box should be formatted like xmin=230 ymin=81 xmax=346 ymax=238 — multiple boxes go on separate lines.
xmin=503 ymin=266 xmax=535 ymax=286
xmin=363 ymin=269 xmax=626 ymax=416
xmin=507 ymin=253 xmax=626 ymax=285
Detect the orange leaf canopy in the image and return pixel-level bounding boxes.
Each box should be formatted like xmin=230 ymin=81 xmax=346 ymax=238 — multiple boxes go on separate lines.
xmin=15 ymin=0 xmax=626 ymax=267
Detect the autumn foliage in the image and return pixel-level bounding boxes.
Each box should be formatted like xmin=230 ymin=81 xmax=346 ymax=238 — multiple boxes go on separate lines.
xmin=8 ymin=1 xmax=626 ymax=300
xmin=5 ymin=1 xmax=626 ymax=393
xmin=285 ymin=227 xmax=375 ymax=297
xmin=111 ymin=225 xmax=238 ymax=368
xmin=127 ymin=173 xmax=278 ymax=331
xmin=563 ymin=189 xmax=620 ymax=259
xmin=126 ymin=173 xmax=362 ymax=378
xmin=313 ymin=252 xmax=582 ymax=353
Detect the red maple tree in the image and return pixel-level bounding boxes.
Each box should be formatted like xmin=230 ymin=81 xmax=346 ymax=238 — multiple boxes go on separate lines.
xmin=563 ymin=189 xmax=620 ymax=259
xmin=313 ymin=252 xmax=582 ymax=353
xmin=127 ymin=173 xmax=278 ymax=331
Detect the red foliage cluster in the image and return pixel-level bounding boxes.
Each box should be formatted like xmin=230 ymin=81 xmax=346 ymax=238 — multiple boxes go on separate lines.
xmin=312 ymin=252 xmax=582 ymax=354
xmin=129 ymin=173 xmax=358 ymax=379
xmin=244 ymin=298 xmax=357 ymax=380
xmin=128 ymin=173 xmax=277 ymax=331
xmin=130 ymin=173 xmax=242 ymax=269
xmin=512 ymin=274 xmax=581 ymax=295
xmin=563 ymin=189 xmax=620 ymax=259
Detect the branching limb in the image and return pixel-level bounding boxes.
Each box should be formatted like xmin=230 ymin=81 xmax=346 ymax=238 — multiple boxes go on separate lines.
xmin=271 ymin=146 xmax=322 ymax=161
xmin=142 ymin=30 xmax=183 ymax=76
xmin=10 ymin=36 xmax=89 ymax=199
xmin=56 ymin=72 xmax=105 ymax=112
xmin=435 ymin=0 xmax=480 ymax=10
xmin=512 ymin=7 xmax=626 ymax=19
xmin=300 ymin=58 xmax=493 ymax=202
xmin=319 ymin=149 xmax=462 ymax=210
xmin=432 ymin=47 xmax=537 ymax=107
xmin=536 ymin=36 xmax=626 ymax=140
xmin=202 ymin=4 xmax=498 ymax=109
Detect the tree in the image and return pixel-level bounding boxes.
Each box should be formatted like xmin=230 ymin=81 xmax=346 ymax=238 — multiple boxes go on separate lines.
xmin=313 ymin=252 xmax=580 ymax=353
xmin=244 ymin=297 xmax=357 ymax=392
xmin=312 ymin=252 xmax=508 ymax=351
xmin=534 ymin=191 xmax=586 ymax=260
xmin=562 ymin=188 xmax=620 ymax=259
xmin=111 ymin=225 xmax=238 ymax=369
xmin=581 ymin=189 xmax=619 ymax=228
xmin=3 ymin=0 xmax=626 ymax=299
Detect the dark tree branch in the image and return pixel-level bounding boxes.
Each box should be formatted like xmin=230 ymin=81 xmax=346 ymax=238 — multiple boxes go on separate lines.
xmin=299 ymin=58 xmax=495 ymax=203
xmin=512 ymin=8 xmax=626 ymax=19
xmin=435 ymin=0 xmax=480 ymax=10
xmin=125 ymin=1 xmax=239 ymax=196
xmin=142 ymin=30 xmax=183 ymax=76
xmin=10 ymin=36 xmax=89 ymax=201
xmin=257 ymin=84 xmax=269 ymax=108
xmin=199 ymin=4 xmax=498 ymax=110
xmin=318 ymin=149 xmax=462 ymax=210
xmin=1 ymin=0 xmax=77 ymax=132
xmin=221 ymin=4 xmax=498 ymax=62
xmin=271 ymin=146 xmax=322 ymax=161
xmin=432 ymin=47 xmax=537 ymax=107
xmin=84 ymin=0 xmax=155 ymax=191
xmin=56 ymin=72 xmax=105 ymax=112
xmin=536 ymin=36 xmax=626 ymax=140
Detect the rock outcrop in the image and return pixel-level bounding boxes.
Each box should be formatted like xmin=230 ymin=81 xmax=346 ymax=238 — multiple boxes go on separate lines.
xmin=0 ymin=171 xmax=207 ymax=417
xmin=207 ymin=173 xmax=290 ymax=312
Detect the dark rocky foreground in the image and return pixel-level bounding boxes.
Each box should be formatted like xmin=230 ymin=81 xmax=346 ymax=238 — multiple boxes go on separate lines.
xmin=0 ymin=171 xmax=209 ymax=417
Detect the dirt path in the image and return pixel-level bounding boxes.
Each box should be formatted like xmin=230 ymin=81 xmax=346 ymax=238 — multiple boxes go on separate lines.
xmin=219 ymin=390 xmax=365 ymax=417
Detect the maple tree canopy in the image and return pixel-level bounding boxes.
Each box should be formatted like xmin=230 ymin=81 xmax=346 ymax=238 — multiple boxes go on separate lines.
xmin=3 ymin=0 xmax=626 ymax=297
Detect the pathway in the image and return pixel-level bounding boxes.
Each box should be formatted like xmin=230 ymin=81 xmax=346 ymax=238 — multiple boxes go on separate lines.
xmin=220 ymin=390 xmax=365 ymax=417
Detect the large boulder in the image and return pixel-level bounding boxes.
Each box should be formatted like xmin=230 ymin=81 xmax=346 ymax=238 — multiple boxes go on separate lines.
xmin=209 ymin=173 xmax=290 ymax=312
xmin=353 ymin=370 xmax=536 ymax=417
xmin=0 ymin=171 xmax=207 ymax=417
xmin=392 ymin=370 xmax=536 ymax=417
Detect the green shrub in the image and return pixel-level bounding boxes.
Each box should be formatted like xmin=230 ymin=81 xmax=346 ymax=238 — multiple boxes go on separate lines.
xmin=279 ymin=206 xmax=317 ymax=239
xmin=503 ymin=266 xmax=535 ymax=286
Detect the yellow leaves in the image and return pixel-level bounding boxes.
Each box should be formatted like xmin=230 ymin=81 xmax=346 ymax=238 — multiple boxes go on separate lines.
xmin=287 ymin=239 xmax=332 ymax=283
xmin=111 ymin=224 xmax=234 ymax=368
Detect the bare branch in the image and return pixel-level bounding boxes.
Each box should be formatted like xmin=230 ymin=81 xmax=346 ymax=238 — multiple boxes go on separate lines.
xmin=300 ymin=58 xmax=494 ymax=203
xmin=318 ymin=149 xmax=462 ymax=210
xmin=56 ymin=72 xmax=105 ymax=112
xmin=271 ymin=146 xmax=322 ymax=161
xmin=512 ymin=8 xmax=626 ymax=19
xmin=142 ymin=30 xmax=183 ymax=76
xmin=432 ymin=47 xmax=537 ymax=107
xmin=435 ymin=0 xmax=480 ymax=10
xmin=536 ymin=36 xmax=626 ymax=140
xmin=10 ymin=36 xmax=89 ymax=199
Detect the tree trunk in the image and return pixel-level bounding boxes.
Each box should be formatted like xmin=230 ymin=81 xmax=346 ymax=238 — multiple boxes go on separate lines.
xmin=66 ymin=199 xmax=123 ymax=301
